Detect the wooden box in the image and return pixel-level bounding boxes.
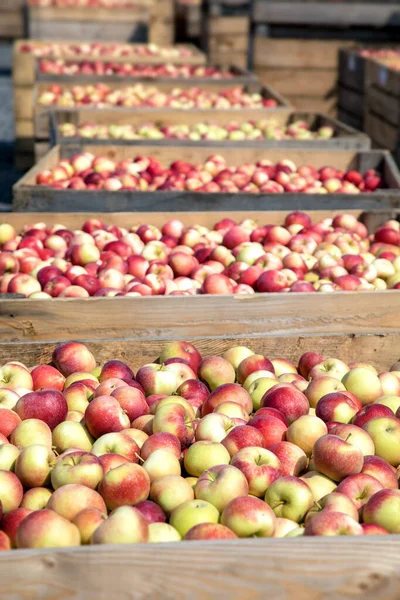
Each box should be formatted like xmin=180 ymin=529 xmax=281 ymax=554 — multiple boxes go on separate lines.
xmin=27 ymin=0 xmax=175 ymax=45
xmin=35 ymin=63 xmax=258 ymax=86
xmin=12 ymin=40 xmax=207 ymax=87
xmin=0 ymin=532 xmax=399 ymax=598
xmin=30 ymin=84 xmax=288 ymax=139
xmin=253 ymin=38 xmax=354 ymax=117
xmin=252 ymin=1 xmax=400 ymax=27
xmin=1 ymin=209 xmax=399 ymax=342
xmin=12 ymin=145 xmax=400 ymax=212
xmin=50 ymin=108 xmax=370 ymax=151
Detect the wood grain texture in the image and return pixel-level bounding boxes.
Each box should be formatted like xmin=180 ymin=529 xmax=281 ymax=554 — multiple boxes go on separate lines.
xmin=1 ymin=291 xmax=399 ymax=342
xmin=1 ymin=333 xmax=400 ymax=370
xmin=366 ymin=86 xmax=400 ymax=127
xmin=1 ymin=536 xmax=400 ymax=600
xmin=256 ymin=68 xmax=337 ymax=98
xmin=255 ymin=38 xmax=352 ymax=70
xmin=0 ymin=209 xmax=368 ymax=229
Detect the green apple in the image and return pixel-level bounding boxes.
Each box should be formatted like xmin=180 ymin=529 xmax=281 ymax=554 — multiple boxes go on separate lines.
xmin=170 ymin=499 xmax=219 ymax=537
xmin=184 ymin=441 xmax=230 ymax=477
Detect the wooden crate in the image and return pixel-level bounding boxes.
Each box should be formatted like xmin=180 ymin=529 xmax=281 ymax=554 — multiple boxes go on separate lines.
xmin=2 ymin=533 xmax=400 ymax=598
xmin=0 ymin=10 xmax=24 ymax=39
xmin=12 ymin=145 xmax=400 ymax=212
xmin=206 ymin=15 xmax=250 ymax=69
xmin=254 ymin=38 xmax=355 ymax=117
xmin=12 ymin=40 xmax=207 ymax=87
xmin=252 ymin=1 xmax=400 ymax=27
xmin=35 ymin=64 xmax=258 ymax=86
xmin=32 ymin=84 xmax=288 ymax=139
xmin=1 ymin=209 xmax=399 ymax=342
xmin=27 ymin=0 xmax=175 ymax=44
xmin=50 ymin=108 xmax=370 ymax=150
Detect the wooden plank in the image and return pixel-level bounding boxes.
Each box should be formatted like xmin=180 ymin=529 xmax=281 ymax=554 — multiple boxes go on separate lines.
xmin=338 ymin=48 xmax=367 ymax=93
xmin=255 ymin=38 xmax=351 ymax=70
xmin=0 ymin=290 xmax=399 ymax=342
xmin=208 ymin=16 xmax=249 ymax=35
xmin=29 ymin=21 xmax=148 ymax=43
xmin=14 ymin=87 xmax=34 ymax=122
xmin=0 ymin=11 xmax=24 ymax=38
xmin=15 ymin=120 xmax=34 ymax=139
xmin=366 ymin=86 xmax=400 ymax=127
xmin=209 ymin=35 xmax=249 ymax=54
xmin=13 ymin=146 xmax=400 ymax=212
xmin=1 ymin=333 xmax=400 ymax=371
xmin=209 ymin=50 xmax=248 ymax=69
xmin=28 ymin=4 xmax=153 ymax=23
xmin=255 ymin=68 xmax=337 ymax=98
xmin=288 ymin=97 xmax=337 ymax=117
xmin=338 ymin=85 xmax=365 ymax=120
xmin=1 ymin=537 xmax=400 ymax=600
xmin=0 ymin=209 xmax=366 ymax=230
xmin=51 ymin=108 xmax=370 ymax=150
xmin=253 ymin=1 xmax=400 ymax=26
xmin=338 ymin=109 xmax=364 ymax=132
xmin=365 ymin=111 xmax=399 ymax=151
xmin=367 ymin=59 xmax=400 ymax=97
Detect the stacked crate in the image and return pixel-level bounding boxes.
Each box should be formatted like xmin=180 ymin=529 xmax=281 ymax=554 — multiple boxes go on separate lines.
xmin=202 ymin=0 xmax=250 ymax=69
xmin=12 ymin=40 xmax=207 ymax=169
xmin=26 ymin=0 xmax=175 ymax=45
xmin=0 ymin=0 xmax=25 ymax=40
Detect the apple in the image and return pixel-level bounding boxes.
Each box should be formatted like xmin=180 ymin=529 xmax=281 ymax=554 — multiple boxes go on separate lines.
xmin=305 ymin=377 xmax=346 ymax=408
xmin=313 ymin=434 xmax=364 ymax=481
xmin=11 ymin=418 xmax=52 ymax=449
xmin=52 ymin=421 xmax=94 ymax=453
xmin=51 ymin=451 xmax=104 ymax=489
xmin=304 ymin=511 xmax=363 ymax=536
xmin=1 ymin=507 xmax=32 ymax=547
xmin=47 ymin=483 xmax=107 ymax=521
xmin=15 ymin=444 xmax=56 ymax=488
xmin=305 ymin=491 xmax=359 ymax=523
xmin=0 ymin=408 xmax=21 ymax=438
xmin=230 ymin=446 xmax=281 ymax=497
xmin=134 ymin=500 xmax=166 ymax=524
xmin=170 ymin=499 xmax=220 ymax=538
xmin=158 ymin=341 xmax=202 ymax=374
xmin=362 ymin=455 xmax=398 ymax=489
xmin=150 ymin=475 xmax=194 ymax=515
xmin=363 ymin=489 xmax=400 ymax=533
xmin=20 ymin=487 xmax=52 ymax=510
xmin=91 ymin=506 xmax=148 ymax=545
xmin=362 ymin=417 xmax=400 ymax=466
xmin=342 ymin=368 xmax=383 ymax=405
xmin=143 ymin=448 xmax=181 ymax=482
xmin=140 ymin=431 xmax=181 ymax=460
xmin=31 ymin=364 xmax=65 ymax=391
xmin=149 ymin=522 xmax=182 ymax=543
xmin=221 ymin=495 xmax=276 ymax=537
xmin=315 ymin=392 xmax=359 ymax=424
xmin=237 ymin=355 xmax=274 ymax=385
xmin=269 ymin=441 xmax=307 ymax=476
xmin=223 ymin=346 xmax=255 ymax=373
xmin=52 ymin=342 xmax=96 ymax=377
xmin=184 ymin=441 xmax=230 ymax=477
xmin=136 ymin=364 xmax=179 ymax=396
xmin=336 ymin=473 xmax=383 ymax=513
xmin=198 ymin=356 xmax=235 ymax=391
xmin=16 ymin=509 xmax=81 ymax=549
xmin=15 ymin=389 xmax=68 ymax=430
xmin=222 ymin=425 xmax=265 ymax=457
xmin=152 ymin=402 xmax=194 ymax=448
xmin=0 ymin=470 xmax=23 ymax=513
xmin=0 ymin=364 xmax=33 ymax=391
xmin=201 ymin=383 xmax=252 ymax=416
xmin=264 ymin=476 xmax=313 ymax=522
xmin=98 ymin=463 xmax=150 ymax=510
xmin=184 ymin=523 xmax=237 ymax=540
xmin=247 ymin=414 xmax=287 ymax=447
xmin=301 ymin=471 xmax=337 ymax=502
xmin=286 ymin=415 xmax=327 ymax=455
xmin=261 ymin=383 xmax=309 ymax=424
xmin=85 ymin=395 xmax=130 ymax=438
xmin=0 ymin=443 xmax=20 ymax=471
xmin=194 ymin=464 xmax=249 ymax=512
xmin=72 ymin=507 xmax=106 ymax=544
xmin=329 ymin=423 xmax=375 ymax=456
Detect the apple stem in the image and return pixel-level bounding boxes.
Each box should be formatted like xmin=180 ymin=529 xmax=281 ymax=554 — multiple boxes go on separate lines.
xmin=345 ymin=433 xmax=352 ymax=442
xmin=135 ymin=452 xmax=145 ymax=463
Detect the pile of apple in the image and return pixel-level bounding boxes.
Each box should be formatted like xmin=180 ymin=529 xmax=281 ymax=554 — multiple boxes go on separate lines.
xmin=39 ymin=61 xmax=233 ymax=79
xmin=1 ymin=212 xmax=400 ymax=298
xmin=58 ymin=119 xmax=334 ymax=142
xmin=1 ymin=339 xmax=400 ymax=550
xmin=20 ymin=43 xmax=195 ymax=59
xmin=359 ymin=48 xmax=400 ymax=58
xmin=34 ymin=152 xmax=384 ymax=194
xmin=38 ymin=84 xmax=277 ymax=109
xmin=29 ymin=0 xmax=152 ymax=7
